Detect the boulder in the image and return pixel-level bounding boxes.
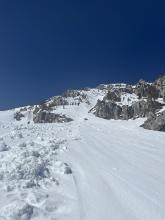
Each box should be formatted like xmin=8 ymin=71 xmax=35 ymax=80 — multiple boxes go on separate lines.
xmin=64 ymin=163 xmax=72 ymax=174
xmin=14 ymin=111 xmax=25 ymax=121
xmin=0 ymin=142 xmax=10 ymax=152
xmin=141 ymin=111 xmax=165 ymax=131
xmin=33 ymin=111 xmax=73 ymax=123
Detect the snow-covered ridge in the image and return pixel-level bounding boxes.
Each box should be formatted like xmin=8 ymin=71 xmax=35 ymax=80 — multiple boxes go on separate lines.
xmin=7 ymin=77 xmax=165 ymax=131
xmin=0 ymin=76 xmax=165 ymax=220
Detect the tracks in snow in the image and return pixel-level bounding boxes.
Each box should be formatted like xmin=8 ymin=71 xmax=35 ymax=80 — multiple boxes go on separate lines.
xmin=66 ymin=119 xmax=165 ymax=220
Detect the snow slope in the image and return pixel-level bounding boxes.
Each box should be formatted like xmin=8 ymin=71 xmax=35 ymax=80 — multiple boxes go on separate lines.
xmin=0 ymin=89 xmax=165 ymax=220
xmin=64 ymin=118 xmax=165 ymax=220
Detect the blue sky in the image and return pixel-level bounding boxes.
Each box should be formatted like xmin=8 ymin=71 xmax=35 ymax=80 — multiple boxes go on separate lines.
xmin=0 ymin=0 xmax=165 ymax=109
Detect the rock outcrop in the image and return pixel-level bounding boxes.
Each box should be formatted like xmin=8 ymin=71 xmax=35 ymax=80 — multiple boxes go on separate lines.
xmin=141 ymin=111 xmax=165 ymax=131
xmin=154 ymin=76 xmax=165 ymax=101
xmin=94 ymin=98 xmax=162 ymax=120
xmin=132 ymin=100 xmax=162 ymax=118
xmin=94 ymin=100 xmax=122 ymax=119
xmin=93 ymin=76 xmax=165 ymax=131
xmin=120 ymin=105 xmax=134 ymax=120
xmin=33 ymin=111 xmax=73 ymax=123
xmin=63 ymin=89 xmax=81 ymax=98
xmin=47 ymin=97 xmax=69 ymax=108
xmin=97 ymin=83 xmax=133 ymax=94
xmin=134 ymin=79 xmax=150 ymax=98
xmin=104 ymin=90 xmax=121 ymax=102
xmin=134 ymin=80 xmax=159 ymax=101
xmin=14 ymin=111 xmax=25 ymax=121
xmin=12 ymin=75 xmax=165 ymax=131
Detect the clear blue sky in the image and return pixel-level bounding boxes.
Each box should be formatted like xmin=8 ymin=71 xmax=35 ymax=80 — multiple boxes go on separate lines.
xmin=0 ymin=0 xmax=165 ymax=109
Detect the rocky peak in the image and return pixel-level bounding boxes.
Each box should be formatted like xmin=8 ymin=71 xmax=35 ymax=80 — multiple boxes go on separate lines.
xmin=12 ymin=75 xmax=165 ymax=131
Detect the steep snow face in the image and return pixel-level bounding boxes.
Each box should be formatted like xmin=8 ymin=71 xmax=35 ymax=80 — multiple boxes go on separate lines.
xmin=0 ymin=88 xmax=165 ymax=220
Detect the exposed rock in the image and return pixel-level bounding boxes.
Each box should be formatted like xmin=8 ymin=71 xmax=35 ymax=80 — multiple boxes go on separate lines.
xmin=97 ymin=83 xmax=133 ymax=94
xmin=14 ymin=111 xmax=25 ymax=121
xmin=83 ymin=87 xmax=90 ymax=91
xmin=132 ymin=100 xmax=162 ymax=118
xmin=63 ymin=89 xmax=81 ymax=98
xmin=94 ymin=100 xmax=122 ymax=119
xmin=64 ymin=163 xmax=72 ymax=174
xmin=33 ymin=106 xmax=41 ymax=115
xmin=96 ymin=84 xmax=108 ymax=90
xmin=94 ymin=95 xmax=163 ymax=120
xmin=0 ymin=142 xmax=10 ymax=152
xmin=141 ymin=111 xmax=165 ymax=131
xmin=37 ymin=96 xmax=69 ymax=111
xmin=47 ymin=96 xmax=69 ymax=107
xmin=154 ymin=76 xmax=165 ymax=101
xmin=104 ymin=90 xmax=121 ymax=102
xmin=38 ymin=102 xmax=51 ymax=111
xmin=94 ymin=101 xmax=134 ymax=120
xmin=134 ymin=80 xmax=160 ymax=101
xmin=131 ymin=100 xmax=146 ymax=118
xmin=10 ymin=75 xmax=165 ymax=132
xmin=121 ymin=105 xmax=134 ymax=120
xmin=33 ymin=111 xmax=73 ymax=123
xmin=147 ymin=85 xmax=159 ymax=101
xmin=134 ymin=79 xmax=150 ymax=98
xmin=125 ymin=85 xmax=134 ymax=94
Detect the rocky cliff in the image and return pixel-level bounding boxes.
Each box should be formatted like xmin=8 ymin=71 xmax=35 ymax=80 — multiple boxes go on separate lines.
xmin=13 ymin=76 xmax=165 ymax=131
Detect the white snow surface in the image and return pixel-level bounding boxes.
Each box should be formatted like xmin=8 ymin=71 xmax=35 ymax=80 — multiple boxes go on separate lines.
xmin=0 ymin=89 xmax=165 ymax=220
xmin=118 ymin=93 xmax=139 ymax=106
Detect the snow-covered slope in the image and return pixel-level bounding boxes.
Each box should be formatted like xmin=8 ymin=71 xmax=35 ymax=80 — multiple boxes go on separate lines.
xmin=65 ymin=118 xmax=165 ymax=220
xmin=0 ymin=87 xmax=165 ymax=220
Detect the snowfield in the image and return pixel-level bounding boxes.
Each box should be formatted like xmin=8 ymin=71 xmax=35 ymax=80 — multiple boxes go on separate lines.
xmin=65 ymin=118 xmax=165 ymax=220
xmin=0 ymin=89 xmax=165 ymax=220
